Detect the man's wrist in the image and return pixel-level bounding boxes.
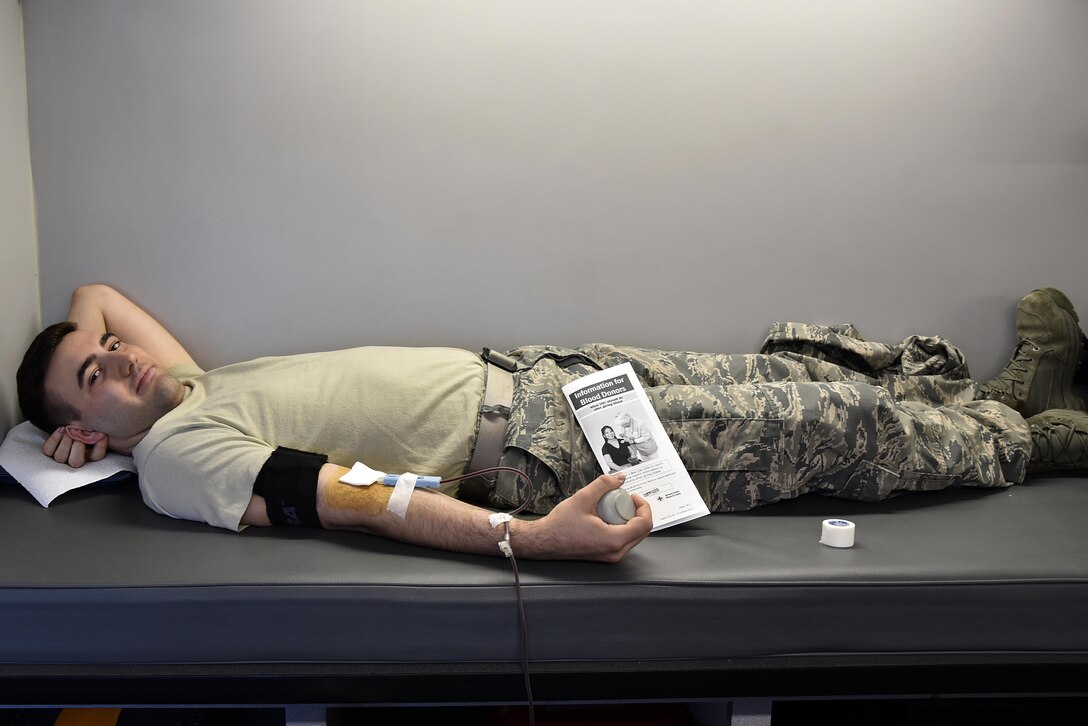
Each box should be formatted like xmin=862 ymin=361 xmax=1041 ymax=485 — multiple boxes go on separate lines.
xmin=506 ymin=517 xmax=543 ymax=559
xmin=511 ymin=516 xmax=569 ymax=561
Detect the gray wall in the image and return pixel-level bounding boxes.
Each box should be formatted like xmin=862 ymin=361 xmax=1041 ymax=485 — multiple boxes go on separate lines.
xmin=23 ymin=0 xmax=1088 ymax=380
xmin=1 ymin=0 xmax=40 ymax=436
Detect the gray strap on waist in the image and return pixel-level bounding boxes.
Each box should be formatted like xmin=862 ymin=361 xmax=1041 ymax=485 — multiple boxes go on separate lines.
xmin=467 ymin=351 xmax=514 ymax=475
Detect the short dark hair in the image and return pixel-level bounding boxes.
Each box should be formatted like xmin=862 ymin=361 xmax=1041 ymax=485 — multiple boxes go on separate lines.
xmin=17 ymin=321 xmax=82 ymax=433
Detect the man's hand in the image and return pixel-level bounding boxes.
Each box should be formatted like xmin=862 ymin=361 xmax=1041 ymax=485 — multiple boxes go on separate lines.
xmin=43 ymin=427 xmax=109 ymax=468
xmin=514 ymin=474 xmax=653 ymax=562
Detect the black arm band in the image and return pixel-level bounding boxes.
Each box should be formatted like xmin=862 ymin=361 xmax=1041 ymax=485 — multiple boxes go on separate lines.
xmin=253 ymin=446 xmax=327 ymax=528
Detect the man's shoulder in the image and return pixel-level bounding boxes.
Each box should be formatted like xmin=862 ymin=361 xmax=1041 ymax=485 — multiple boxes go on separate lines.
xmin=168 ymin=362 xmax=205 ymax=378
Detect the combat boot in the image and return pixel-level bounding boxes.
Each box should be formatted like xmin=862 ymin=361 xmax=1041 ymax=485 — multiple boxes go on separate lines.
xmin=1026 ymin=409 xmax=1088 ymax=473
xmin=978 ymin=288 xmax=1087 ymax=417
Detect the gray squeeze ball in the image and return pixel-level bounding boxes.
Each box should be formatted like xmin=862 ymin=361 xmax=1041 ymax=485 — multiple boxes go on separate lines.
xmin=597 ymin=489 xmax=636 ymax=524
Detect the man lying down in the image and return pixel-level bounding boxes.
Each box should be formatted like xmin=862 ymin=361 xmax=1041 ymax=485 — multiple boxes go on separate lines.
xmin=16 ymin=284 xmax=1088 ymax=562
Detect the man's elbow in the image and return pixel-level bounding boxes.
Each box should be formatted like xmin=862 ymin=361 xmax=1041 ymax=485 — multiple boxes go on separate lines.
xmin=72 ymin=282 xmax=117 ymax=299
xmin=241 ymin=495 xmax=272 ymax=527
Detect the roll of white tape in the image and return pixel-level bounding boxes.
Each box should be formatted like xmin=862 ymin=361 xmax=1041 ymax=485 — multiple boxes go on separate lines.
xmin=820 ymin=519 xmax=855 ymax=548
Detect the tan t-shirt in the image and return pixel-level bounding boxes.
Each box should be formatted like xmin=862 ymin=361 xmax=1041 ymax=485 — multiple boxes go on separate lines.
xmin=132 ymin=347 xmax=485 ymax=531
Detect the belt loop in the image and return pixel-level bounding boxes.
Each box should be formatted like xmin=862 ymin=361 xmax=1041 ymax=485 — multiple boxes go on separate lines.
xmin=482 ymin=347 xmax=518 ymax=373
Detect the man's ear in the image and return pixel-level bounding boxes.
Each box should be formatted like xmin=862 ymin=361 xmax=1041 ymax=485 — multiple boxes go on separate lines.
xmin=64 ymin=425 xmax=107 ymax=446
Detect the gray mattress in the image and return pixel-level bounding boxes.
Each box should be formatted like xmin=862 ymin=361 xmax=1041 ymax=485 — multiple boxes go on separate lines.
xmin=1 ymin=473 xmax=1087 ymax=705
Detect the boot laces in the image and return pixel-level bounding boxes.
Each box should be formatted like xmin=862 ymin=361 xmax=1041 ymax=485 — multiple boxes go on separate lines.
xmin=983 ymin=339 xmax=1039 ymax=399
xmin=1033 ymin=418 xmax=1088 ymax=465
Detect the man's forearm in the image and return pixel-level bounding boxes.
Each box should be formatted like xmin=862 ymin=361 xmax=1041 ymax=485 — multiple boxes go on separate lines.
xmin=66 ymin=283 xmax=113 ymax=332
xmin=312 ymin=463 xmax=653 ymax=562
xmin=317 ymin=465 xmax=513 ymax=557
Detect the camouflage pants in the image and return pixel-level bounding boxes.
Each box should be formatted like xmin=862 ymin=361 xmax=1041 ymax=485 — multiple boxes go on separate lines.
xmin=488 ymin=323 xmax=1032 ymax=514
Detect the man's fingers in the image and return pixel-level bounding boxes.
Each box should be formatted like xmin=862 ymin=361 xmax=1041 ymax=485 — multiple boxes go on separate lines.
xmin=595 ymin=495 xmax=653 ymax=562
xmin=630 ymin=493 xmax=651 ymax=515
xmin=624 ymin=496 xmax=653 ymax=534
xmin=42 ymin=427 xmax=64 ymax=457
xmin=602 ymin=517 xmax=653 ymax=562
xmin=43 ymin=428 xmax=97 ymax=469
xmin=51 ymin=434 xmax=73 ymax=464
xmin=580 ymin=473 xmax=627 ymax=500
xmin=89 ymin=436 xmax=110 ymax=462
xmin=68 ymin=441 xmax=87 ymax=469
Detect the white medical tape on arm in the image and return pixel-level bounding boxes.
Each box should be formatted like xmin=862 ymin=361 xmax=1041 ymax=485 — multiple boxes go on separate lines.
xmin=387 ymin=472 xmax=418 ymax=519
xmin=489 ymin=512 xmax=514 ymax=557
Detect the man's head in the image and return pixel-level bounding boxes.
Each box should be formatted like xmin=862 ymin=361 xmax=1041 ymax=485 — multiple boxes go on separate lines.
xmin=18 ymin=321 xmax=81 ymax=433
xmin=17 ymin=322 xmax=184 ymax=453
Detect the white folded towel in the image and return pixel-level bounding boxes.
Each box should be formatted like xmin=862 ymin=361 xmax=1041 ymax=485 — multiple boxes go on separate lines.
xmin=0 ymin=420 xmax=136 ymax=507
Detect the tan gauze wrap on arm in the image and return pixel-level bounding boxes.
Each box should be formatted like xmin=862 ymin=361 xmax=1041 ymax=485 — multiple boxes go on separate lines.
xmin=325 ymin=471 xmax=394 ymax=516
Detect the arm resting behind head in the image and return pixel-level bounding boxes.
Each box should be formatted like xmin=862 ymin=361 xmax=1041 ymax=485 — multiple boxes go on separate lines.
xmin=67 ymin=284 xmax=196 ymax=370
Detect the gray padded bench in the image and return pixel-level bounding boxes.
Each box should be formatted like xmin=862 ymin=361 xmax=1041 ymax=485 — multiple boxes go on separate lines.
xmin=1 ymin=472 xmax=1086 ymax=708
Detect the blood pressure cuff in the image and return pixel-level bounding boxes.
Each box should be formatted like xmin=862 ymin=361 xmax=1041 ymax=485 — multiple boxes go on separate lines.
xmin=253 ymin=446 xmax=327 ymax=528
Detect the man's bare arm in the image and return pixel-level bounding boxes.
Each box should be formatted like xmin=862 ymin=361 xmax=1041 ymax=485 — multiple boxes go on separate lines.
xmin=242 ymin=467 xmax=654 ymax=562
xmin=66 ymin=284 xmax=195 ymax=370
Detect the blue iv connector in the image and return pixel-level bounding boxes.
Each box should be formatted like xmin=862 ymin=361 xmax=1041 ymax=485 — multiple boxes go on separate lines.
xmin=381 ymin=474 xmax=442 ymax=488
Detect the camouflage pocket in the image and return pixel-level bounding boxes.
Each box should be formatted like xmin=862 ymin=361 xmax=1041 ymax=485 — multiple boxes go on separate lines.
xmin=660 ymin=418 xmax=792 ymax=511
xmin=661 ymin=418 xmax=782 ymax=472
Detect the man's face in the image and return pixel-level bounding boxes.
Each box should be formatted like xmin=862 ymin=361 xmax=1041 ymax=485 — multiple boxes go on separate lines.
xmin=44 ymin=328 xmax=184 ymax=443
